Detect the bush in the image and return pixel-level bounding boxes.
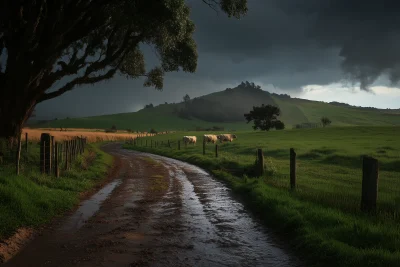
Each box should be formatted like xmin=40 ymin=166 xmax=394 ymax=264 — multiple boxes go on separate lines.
xmin=274 ymin=121 xmax=285 ymax=130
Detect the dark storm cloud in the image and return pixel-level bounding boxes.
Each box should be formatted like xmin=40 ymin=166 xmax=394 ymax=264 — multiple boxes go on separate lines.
xmin=36 ymin=0 xmax=400 ymax=117
xmin=189 ymin=0 xmax=400 ymax=90
xmin=275 ymin=0 xmax=400 ymax=90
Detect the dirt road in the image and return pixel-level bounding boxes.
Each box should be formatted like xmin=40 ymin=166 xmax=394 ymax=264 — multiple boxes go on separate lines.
xmin=5 ymin=143 xmax=303 ymax=267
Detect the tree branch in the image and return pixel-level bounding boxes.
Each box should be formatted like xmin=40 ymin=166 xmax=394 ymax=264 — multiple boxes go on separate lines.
xmin=84 ymin=30 xmax=143 ymax=76
xmin=37 ymin=68 xmax=118 ymax=103
xmin=202 ymin=0 xmax=219 ymax=15
xmin=37 ymin=42 xmax=134 ymax=104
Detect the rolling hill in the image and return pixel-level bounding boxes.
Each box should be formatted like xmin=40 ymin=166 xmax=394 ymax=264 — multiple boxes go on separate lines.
xmin=35 ymin=82 xmax=400 ymax=131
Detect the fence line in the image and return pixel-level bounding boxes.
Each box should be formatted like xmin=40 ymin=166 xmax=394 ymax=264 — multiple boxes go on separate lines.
xmin=128 ymin=135 xmax=380 ymax=214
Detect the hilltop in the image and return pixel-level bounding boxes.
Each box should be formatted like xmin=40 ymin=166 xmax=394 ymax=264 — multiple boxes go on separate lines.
xmin=35 ymin=81 xmax=400 ymax=131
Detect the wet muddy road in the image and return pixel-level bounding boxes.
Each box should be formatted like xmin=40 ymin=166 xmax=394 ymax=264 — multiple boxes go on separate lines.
xmin=5 ymin=143 xmax=303 ymax=267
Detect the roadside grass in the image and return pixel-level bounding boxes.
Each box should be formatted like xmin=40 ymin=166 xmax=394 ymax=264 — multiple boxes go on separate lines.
xmin=0 ymin=143 xmax=112 ymax=240
xmin=124 ymin=126 xmax=400 ymax=267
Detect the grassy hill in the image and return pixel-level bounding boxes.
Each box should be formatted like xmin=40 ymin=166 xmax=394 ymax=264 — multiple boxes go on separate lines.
xmin=36 ymin=82 xmax=400 ymax=131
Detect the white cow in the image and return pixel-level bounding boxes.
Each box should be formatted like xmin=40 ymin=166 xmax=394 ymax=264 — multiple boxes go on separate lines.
xmin=203 ymin=134 xmax=218 ymax=144
xmin=217 ymin=134 xmax=237 ymax=143
xmin=183 ymin=136 xmax=197 ymax=145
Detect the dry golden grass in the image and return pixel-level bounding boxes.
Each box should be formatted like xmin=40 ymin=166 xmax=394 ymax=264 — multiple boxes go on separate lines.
xmin=22 ymin=128 xmax=156 ymax=143
xmin=33 ymin=127 xmax=134 ymax=133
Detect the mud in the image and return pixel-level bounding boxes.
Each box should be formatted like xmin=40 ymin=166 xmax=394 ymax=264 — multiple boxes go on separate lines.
xmin=4 ymin=143 xmax=303 ymax=267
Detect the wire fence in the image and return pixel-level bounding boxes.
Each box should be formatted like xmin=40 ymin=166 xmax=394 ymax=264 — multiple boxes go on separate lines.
xmin=0 ymin=133 xmax=87 ymax=177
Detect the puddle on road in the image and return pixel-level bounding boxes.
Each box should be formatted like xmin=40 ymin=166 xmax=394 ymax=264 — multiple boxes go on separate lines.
xmin=60 ymin=179 xmax=122 ymax=232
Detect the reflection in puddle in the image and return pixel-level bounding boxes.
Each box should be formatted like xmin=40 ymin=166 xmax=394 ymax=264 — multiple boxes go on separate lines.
xmin=60 ymin=179 xmax=122 ymax=232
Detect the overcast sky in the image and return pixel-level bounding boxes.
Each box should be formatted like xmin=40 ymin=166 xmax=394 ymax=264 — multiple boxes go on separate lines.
xmin=36 ymin=0 xmax=400 ymax=118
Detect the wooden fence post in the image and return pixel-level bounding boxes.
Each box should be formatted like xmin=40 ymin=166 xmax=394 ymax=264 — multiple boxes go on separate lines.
xmin=70 ymin=140 xmax=74 ymax=162
xmin=55 ymin=142 xmax=59 ymax=178
xmin=215 ymin=144 xmax=218 ymax=158
xmin=64 ymin=141 xmax=69 ymax=170
xmin=40 ymin=133 xmax=52 ymax=174
xmin=290 ymin=148 xmax=296 ymax=189
xmin=361 ymin=156 xmax=379 ymax=213
xmin=256 ymin=148 xmax=264 ymax=177
xmin=25 ymin=132 xmax=28 ymax=153
xmin=74 ymin=139 xmax=77 ymax=159
xmin=73 ymin=139 xmax=76 ymax=160
xmin=203 ymin=137 xmax=206 ymax=155
xmin=16 ymin=134 xmax=22 ymax=175
xmin=51 ymin=136 xmax=55 ymax=172
xmin=42 ymin=141 xmax=46 ymax=174
xmin=69 ymin=140 xmax=73 ymax=168
xmin=59 ymin=142 xmax=63 ymax=163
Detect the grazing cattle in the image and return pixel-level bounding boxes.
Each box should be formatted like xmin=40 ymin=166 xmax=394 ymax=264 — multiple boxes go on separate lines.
xmin=203 ymin=134 xmax=218 ymax=144
xmin=217 ymin=134 xmax=237 ymax=143
xmin=183 ymin=136 xmax=197 ymax=145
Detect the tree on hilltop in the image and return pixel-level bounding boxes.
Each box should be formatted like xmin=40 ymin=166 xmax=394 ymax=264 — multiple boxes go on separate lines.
xmin=0 ymin=0 xmax=248 ymax=140
xmin=244 ymin=104 xmax=285 ymax=131
xmin=321 ymin=117 xmax=332 ymax=127
xmin=183 ymin=94 xmax=191 ymax=103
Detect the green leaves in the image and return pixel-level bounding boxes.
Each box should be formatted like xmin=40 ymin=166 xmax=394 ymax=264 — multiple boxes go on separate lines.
xmin=244 ymin=104 xmax=285 ymax=131
xmin=219 ymin=0 xmax=248 ymax=18
xmin=118 ymin=47 xmax=146 ymax=78
xmin=143 ymin=67 xmax=164 ymax=90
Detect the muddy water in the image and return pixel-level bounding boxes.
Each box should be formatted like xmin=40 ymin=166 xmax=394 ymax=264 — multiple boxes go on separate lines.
xmin=60 ymin=179 xmax=122 ymax=232
xmin=129 ymin=151 xmax=302 ymax=267
xmin=5 ymin=144 xmax=303 ymax=267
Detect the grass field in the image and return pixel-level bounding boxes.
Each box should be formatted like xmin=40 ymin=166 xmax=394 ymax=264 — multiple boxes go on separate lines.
xmin=124 ymin=126 xmax=400 ymax=267
xmin=35 ymin=104 xmax=252 ymax=132
xmin=0 ymin=142 xmax=112 ymax=242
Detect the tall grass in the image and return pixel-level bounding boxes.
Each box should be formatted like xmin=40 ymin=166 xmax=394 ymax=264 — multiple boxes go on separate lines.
xmin=22 ymin=128 xmax=157 ymax=143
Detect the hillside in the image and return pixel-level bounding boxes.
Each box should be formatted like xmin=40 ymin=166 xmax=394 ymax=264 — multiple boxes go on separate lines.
xmin=37 ymin=82 xmax=400 ymax=131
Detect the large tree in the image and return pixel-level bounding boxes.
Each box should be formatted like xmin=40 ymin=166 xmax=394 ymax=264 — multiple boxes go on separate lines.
xmin=321 ymin=116 xmax=332 ymax=127
xmin=0 ymin=0 xmax=247 ymax=139
xmin=244 ymin=104 xmax=285 ymax=131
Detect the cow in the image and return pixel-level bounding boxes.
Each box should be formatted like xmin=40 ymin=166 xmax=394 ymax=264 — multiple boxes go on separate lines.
xmin=183 ymin=136 xmax=197 ymax=145
xmin=203 ymin=134 xmax=218 ymax=144
xmin=217 ymin=134 xmax=237 ymax=143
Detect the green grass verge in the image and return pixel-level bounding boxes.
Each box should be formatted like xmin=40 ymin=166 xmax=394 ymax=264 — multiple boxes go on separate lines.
xmin=0 ymin=142 xmax=112 ymax=240
xmin=123 ymin=126 xmax=400 ymax=267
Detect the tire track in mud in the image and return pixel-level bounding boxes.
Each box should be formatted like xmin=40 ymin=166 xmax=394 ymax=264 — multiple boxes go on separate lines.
xmin=4 ymin=144 xmax=303 ymax=267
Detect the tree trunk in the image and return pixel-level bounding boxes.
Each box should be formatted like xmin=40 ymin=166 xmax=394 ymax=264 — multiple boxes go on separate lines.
xmin=0 ymin=96 xmax=35 ymax=141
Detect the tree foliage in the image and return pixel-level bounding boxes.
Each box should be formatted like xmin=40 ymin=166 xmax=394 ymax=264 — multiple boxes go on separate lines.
xmin=244 ymin=104 xmax=285 ymax=131
xmin=183 ymin=94 xmax=191 ymax=103
xmin=321 ymin=116 xmax=332 ymax=127
xmin=0 ymin=0 xmax=248 ymax=138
